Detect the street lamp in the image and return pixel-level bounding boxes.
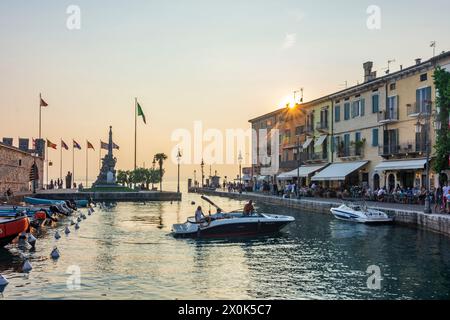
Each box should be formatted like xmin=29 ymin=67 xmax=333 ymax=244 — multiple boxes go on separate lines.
xmin=152 ymin=157 xmax=156 ymax=190
xmin=296 ymin=136 xmax=304 ymax=198
xmin=176 ymin=148 xmax=182 ymax=194
xmin=238 ymin=151 xmax=243 ymax=184
xmin=194 ymin=170 xmax=197 ymax=188
xmin=414 ymin=100 xmax=440 ymax=214
xmin=200 ymin=158 xmax=205 ymax=188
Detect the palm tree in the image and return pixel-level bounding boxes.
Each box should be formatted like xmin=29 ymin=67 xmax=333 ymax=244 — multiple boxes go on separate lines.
xmin=153 ymin=153 xmax=168 ymax=192
xmin=117 ymin=170 xmax=128 ymax=186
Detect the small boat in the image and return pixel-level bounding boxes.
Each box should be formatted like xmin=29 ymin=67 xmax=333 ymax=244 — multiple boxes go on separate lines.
xmin=330 ymin=203 xmax=393 ymax=224
xmin=172 ymin=196 xmax=295 ymax=238
xmin=24 ymin=197 xmax=88 ymax=208
xmin=0 ymin=216 xmax=30 ymax=247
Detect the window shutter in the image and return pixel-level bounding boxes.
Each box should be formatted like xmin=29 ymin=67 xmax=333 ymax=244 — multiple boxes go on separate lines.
xmin=372 ymin=128 xmax=379 ymax=147
xmin=372 ymin=95 xmax=379 ymax=113
xmin=361 ymin=99 xmax=365 ymax=116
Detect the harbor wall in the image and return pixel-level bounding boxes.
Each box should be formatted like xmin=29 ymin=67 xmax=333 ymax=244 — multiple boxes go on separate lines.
xmin=195 ymin=189 xmax=450 ymax=237
xmin=21 ymin=191 xmax=181 ymax=202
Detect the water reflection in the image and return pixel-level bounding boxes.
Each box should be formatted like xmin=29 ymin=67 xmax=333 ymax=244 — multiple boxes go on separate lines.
xmin=1 ymin=192 xmax=450 ymax=299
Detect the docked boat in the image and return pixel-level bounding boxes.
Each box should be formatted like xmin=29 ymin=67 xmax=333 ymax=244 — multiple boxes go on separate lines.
xmin=330 ymin=203 xmax=393 ymax=224
xmin=0 ymin=216 xmax=30 ymax=247
xmin=172 ymin=196 xmax=295 ymax=238
xmin=24 ymin=197 xmax=88 ymax=208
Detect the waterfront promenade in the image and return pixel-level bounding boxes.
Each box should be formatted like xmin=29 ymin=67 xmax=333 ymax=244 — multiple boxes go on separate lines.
xmin=193 ymin=189 xmax=450 ymax=237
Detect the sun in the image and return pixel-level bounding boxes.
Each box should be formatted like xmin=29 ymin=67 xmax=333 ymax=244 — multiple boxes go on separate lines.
xmin=278 ymin=95 xmax=297 ymax=109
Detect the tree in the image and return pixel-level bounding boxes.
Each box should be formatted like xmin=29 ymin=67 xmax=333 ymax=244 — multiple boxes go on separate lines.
xmin=117 ymin=170 xmax=128 ymax=186
xmin=154 ymin=153 xmax=168 ymax=192
xmin=433 ymin=67 xmax=450 ymax=183
xmin=132 ymin=168 xmax=147 ymax=188
xmin=144 ymin=168 xmax=162 ymax=190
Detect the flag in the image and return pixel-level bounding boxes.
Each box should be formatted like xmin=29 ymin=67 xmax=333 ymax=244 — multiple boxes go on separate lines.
xmin=101 ymin=141 xmax=109 ymax=150
xmin=40 ymin=96 xmax=48 ymax=107
xmin=46 ymin=139 xmax=57 ymax=149
xmin=61 ymin=140 xmax=69 ymax=150
xmin=113 ymin=142 xmax=120 ymax=150
xmin=87 ymin=141 xmax=95 ymax=150
xmin=73 ymin=140 xmax=81 ymax=150
xmin=137 ymin=102 xmax=146 ymax=124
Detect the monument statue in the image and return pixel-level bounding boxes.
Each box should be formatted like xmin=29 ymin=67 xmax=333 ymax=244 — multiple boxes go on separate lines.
xmin=93 ymin=126 xmax=118 ymax=187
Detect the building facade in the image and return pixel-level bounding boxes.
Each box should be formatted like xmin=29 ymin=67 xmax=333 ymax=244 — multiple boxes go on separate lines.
xmin=249 ymin=51 xmax=450 ymax=190
xmin=0 ymin=141 xmax=44 ymax=194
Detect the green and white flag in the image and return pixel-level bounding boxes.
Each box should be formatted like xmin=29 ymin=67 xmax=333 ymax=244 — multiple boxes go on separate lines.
xmin=137 ymin=102 xmax=146 ymax=124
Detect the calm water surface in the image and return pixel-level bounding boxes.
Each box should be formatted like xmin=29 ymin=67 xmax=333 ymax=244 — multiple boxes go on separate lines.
xmin=1 ymin=187 xmax=450 ymax=300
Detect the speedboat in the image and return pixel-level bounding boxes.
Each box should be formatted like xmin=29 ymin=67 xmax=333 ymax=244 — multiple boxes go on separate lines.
xmin=24 ymin=197 xmax=89 ymax=208
xmin=172 ymin=196 xmax=295 ymax=238
xmin=330 ymin=203 xmax=393 ymax=224
xmin=0 ymin=216 xmax=30 ymax=247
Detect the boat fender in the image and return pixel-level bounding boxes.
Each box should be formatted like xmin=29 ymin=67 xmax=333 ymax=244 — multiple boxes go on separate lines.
xmin=55 ymin=231 xmax=61 ymax=240
xmin=65 ymin=226 xmax=71 ymax=235
xmin=51 ymin=247 xmax=60 ymax=260
xmin=22 ymin=260 xmax=32 ymax=273
xmin=0 ymin=274 xmax=9 ymax=293
xmin=27 ymin=234 xmax=37 ymax=247
xmin=75 ymin=223 xmax=80 ymax=230
xmin=33 ymin=211 xmax=47 ymax=221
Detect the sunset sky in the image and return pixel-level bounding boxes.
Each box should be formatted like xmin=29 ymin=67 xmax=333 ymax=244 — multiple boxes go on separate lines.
xmin=1 ymin=0 xmax=450 ymax=185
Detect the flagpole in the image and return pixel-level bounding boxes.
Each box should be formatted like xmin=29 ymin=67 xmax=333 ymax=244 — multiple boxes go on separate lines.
xmin=99 ymin=140 xmax=101 ymax=172
xmin=60 ymin=139 xmax=63 ymax=181
xmin=46 ymin=141 xmax=49 ymax=189
xmin=86 ymin=141 xmax=88 ymax=188
xmin=39 ymin=93 xmax=42 ymax=139
xmin=72 ymin=141 xmax=75 ymax=189
xmin=134 ymin=97 xmax=137 ymax=171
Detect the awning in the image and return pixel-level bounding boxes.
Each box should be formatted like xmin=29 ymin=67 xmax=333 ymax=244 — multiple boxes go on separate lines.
xmin=242 ymin=174 xmax=252 ymax=181
xmin=374 ymin=159 xmax=427 ymax=171
xmin=315 ymin=135 xmax=327 ymax=147
xmin=277 ymin=165 xmax=327 ymax=180
xmin=312 ymin=161 xmax=368 ymax=181
xmin=302 ymin=138 xmax=313 ymax=149
xmin=257 ymin=175 xmax=269 ymax=181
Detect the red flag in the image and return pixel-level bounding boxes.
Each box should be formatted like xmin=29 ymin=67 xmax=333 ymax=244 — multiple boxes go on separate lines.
xmin=46 ymin=139 xmax=57 ymax=149
xmin=40 ymin=97 xmax=48 ymax=107
xmin=87 ymin=141 xmax=95 ymax=150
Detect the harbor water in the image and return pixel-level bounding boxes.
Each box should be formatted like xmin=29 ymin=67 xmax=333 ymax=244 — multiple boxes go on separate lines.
xmin=1 ymin=184 xmax=450 ymax=299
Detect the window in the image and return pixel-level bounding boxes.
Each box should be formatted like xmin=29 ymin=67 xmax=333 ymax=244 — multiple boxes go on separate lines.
xmin=389 ymin=83 xmax=396 ymax=91
xmin=420 ymin=73 xmax=428 ymax=82
xmin=372 ymin=128 xmax=379 ymax=147
xmin=335 ymin=105 xmax=341 ymax=122
xmin=372 ymin=95 xmax=379 ymax=113
xmin=344 ymin=103 xmax=350 ymax=120
xmin=18 ymin=159 xmax=22 ymax=166
xmin=344 ymin=134 xmax=350 ymax=154
xmin=387 ymin=96 xmax=398 ymax=118
xmin=333 ymin=136 xmax=340 ymax=153
xmin=351 ymin=99 xmax=365 ymax=118
xmin=416 ymin=87 xmax=432 ymax=112
xmin=295 ymin=126 xmax=304 ymax=135
xmin=355 ymin=132 xmax=361 ymax=143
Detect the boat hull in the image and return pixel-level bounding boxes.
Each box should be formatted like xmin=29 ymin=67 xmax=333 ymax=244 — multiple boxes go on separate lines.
xmin=330 ymin=208 xmax=393 ymax=224
xmin=24 ymin=197 xmax=88 ymax=208
xmin=0 ymin=217 xmax=30 ymax=247
xmin=173 ymin=215 xmax=294 ymax=239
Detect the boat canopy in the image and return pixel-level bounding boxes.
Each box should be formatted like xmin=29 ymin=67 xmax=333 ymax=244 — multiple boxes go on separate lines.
xmin=277 ymin=165 xmax=327 ymax=180
xmin=374 ymin=159 xmax=427 ymax=171
xmin=311 ymin=161 xmax=368 ymax=181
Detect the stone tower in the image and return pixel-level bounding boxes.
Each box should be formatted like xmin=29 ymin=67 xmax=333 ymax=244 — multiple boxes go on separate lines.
xmin=93 ymin=126 xmax=118 ymax=187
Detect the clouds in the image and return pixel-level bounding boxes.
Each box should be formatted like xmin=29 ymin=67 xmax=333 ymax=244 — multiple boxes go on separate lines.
xmin=282 ymin=33 xmax=296 ymax=50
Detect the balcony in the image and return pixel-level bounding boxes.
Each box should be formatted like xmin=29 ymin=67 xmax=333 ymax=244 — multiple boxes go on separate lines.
xmin=378 ymin=108 xmax=399 ymax=124
xmin=337 ymin=146 xmax=364 ymax=160
xmin=280 ymin=160 xmax=301 ymax=170
xmin=407 ymin=101 xmax=433 ymax=117
xmin=315 ymin=122 xmax=329 ymax=133
xmin=378 ymin=141 xmax=427 ymax=158
xmin=305 ymin=125 xmax=314 ymax=136
xmin=305 ymin=152 xmax=328 ymax=163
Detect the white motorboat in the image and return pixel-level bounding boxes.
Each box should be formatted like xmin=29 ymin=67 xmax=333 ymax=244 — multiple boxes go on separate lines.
xmin=330 ymin=203 xmax=393 ymax=224
xmin=172 ymin=196 xmax=295 ymax=238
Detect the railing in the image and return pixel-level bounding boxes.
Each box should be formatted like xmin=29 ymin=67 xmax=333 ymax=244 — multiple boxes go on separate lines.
xmin=378 ymin=141 xmax=427 ymax=156
xmin=407 ymin=101 xmax=433 ymax=117
xmin=306 ymin=152 xmax=328 ymax=162
xmin=377 ymin=108 xmax=398 ymax=123
xmin=315 ymin=122 xmax=329 ymax=132
xmin=337 ymin=146 xmax=364 ymax=158
xmin=305 ymin=125 xmax=314 ymax=135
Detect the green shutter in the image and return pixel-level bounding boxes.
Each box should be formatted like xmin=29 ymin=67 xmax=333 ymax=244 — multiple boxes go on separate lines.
xmin=361 ymin=99 xmax=365 ymax=116
xmin=372 ymin=128 xmax=379 ymax=146
xmin=372 ymin=95 xmax=379 ymax=113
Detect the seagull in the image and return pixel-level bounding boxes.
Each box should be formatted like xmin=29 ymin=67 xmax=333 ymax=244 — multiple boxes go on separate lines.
xmin=22 ymin=260 xmax=32 ymax=273
xmin=55 ymin=231 xmax=61 ymax=240
xmin=51 ymin=247 xmax=60 ymax=260
xmin=27 ymin=234 xmax=37 ymax=248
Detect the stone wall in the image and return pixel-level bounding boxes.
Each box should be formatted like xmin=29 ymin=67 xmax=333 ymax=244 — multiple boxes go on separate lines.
xmin=0 ymin=144 xmax=44 ymax=194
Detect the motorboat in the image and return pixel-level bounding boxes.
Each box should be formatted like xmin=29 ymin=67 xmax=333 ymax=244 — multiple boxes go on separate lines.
xmin=172 ymin=196 xmax=295 ymax=238
xmin=0 ymin=216 xmax=30 ymax=247
xmin=24 ymin=197 xmax=89 ymax=208
xmin=330 ymin=203 xmax=393 ymax=224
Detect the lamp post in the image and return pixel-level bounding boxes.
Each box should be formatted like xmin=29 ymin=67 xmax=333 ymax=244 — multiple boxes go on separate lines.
xmin=152 ymin=157 xmax=156 ymax=190
xmin=414 ymin=100 xmax=440 ymax=214
xmin=194 ymin=170 xmax=197 ymax=188
xmin=200 ymin=158 xmax=205 ymax=188
xmin=296 ymin=135 xmax=303 ymax=198
xmin=176 ymin=148 xmax=182 ymax=194
xmin=238 ymin=151 xmax=243 ymax=184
